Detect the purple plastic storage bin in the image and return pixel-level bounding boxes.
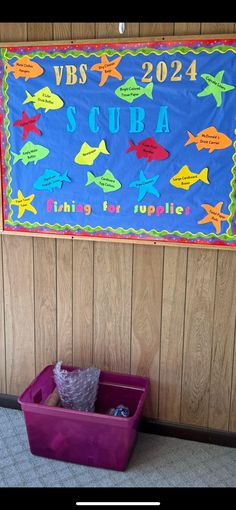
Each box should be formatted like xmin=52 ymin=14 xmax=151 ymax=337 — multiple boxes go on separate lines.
xmin=18 ymin=365 xmax=149 ymax=471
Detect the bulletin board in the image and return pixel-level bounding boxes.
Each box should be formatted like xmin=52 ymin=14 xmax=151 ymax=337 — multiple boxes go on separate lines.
xmin=0 ymin=36 xmax=236 ymax=248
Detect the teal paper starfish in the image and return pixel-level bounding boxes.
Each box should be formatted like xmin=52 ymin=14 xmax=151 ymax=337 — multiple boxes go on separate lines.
xmin=197 ymin=71 xmax=235 ymax=107
xmin=129 ymin=170 xmax=160 ymax=202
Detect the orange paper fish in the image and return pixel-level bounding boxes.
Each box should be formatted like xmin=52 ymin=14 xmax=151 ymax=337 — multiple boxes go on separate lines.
xmin=90 ymin=55 xmax=122 ymax=86
xmin=5 ymin=56 xmax=44 ymax=81
xmin=185 ymin=126 xmax=232 ymax=153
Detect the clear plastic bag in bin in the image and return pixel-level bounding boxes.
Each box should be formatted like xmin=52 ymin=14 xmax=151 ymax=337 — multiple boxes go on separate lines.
xmin=53 ymin=361 xmax=100 ymax=412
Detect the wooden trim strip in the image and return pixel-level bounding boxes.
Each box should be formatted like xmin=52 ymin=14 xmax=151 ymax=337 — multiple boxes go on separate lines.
xmin=0 ymin=34 xmax=236 ymax=47
xmin=1 ymin=230 xmax=236 ymax=251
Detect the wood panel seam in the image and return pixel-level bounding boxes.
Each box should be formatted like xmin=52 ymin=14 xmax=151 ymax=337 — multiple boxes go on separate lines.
xmin=229 ymin=296 xmax=236 ymax=429
xmin=1 ymin=235 xmax=6 ymax=391
xmin=71 ymin=239 xmax=74 ymax=365
xmin=207 ymin=250 xmax=219 ymax=428
xmin=92 ymin=241 xmax=95 ymax=365
xmin=179 ymin=247 xmax=189 ymax=422
xmin=32 ymin=238 xmax=36 ymax=378
xmin=55 ymin=239 xmax=58 ymax=362
xmin=158 ymin=246 xmax=165 ymax=418
xmin=129 ymin=244 xmax=134 ymax=375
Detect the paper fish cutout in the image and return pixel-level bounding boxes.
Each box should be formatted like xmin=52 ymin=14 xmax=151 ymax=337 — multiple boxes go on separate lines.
xmin=170 ymin=165 xmax=209 ymax=191
xmin=126 ymin=137 xmax=169 ymax=162
xmin=34 ymin=169 xmax=71 ymax=192
xmin=198 ymin=201 xmax=229 ymax=234
xmin=115 ymin=77 xmax=153 ymax=103
xmin=90 ymin=55 xmax=122 ymax=87
xmin=11 ymin=141 xmax=49 ymax=166
xmin=129 ymin=170 xmax=160 ymax=202
xmin=13 ymin=111 xmax=42 ymax=140
xmin=23 ymin=86 xmax=64 ymax=112
xmin=5 ymin=56 xmax=44 ymax=81
xmin=185 ymin=126 xmax=232 ymax=153
xmin=74 ymin=140 xmax=109 ymax=166
xmin=11 ymin=190 xmax=37 ymax=218
xmin=86 ymin=170 xmax=121 ymax=193
xmin=197 ymin=71 xmax=235 ymax=107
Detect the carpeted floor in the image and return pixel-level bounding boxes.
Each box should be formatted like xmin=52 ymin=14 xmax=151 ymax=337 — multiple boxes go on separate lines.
xmin=0 ymin=407 xmax=235 ymax=487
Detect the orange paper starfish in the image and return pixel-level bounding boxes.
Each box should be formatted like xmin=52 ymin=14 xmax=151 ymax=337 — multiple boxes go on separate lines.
xmin=91 ymin=55 xmax=122 ymax=86
xmin=198 ymin=201 xmax=229 ymax=234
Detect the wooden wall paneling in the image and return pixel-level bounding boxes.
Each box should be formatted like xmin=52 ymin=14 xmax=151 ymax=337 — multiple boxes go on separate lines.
xmin=139 ymin=23 xmax=174 ymax=37
xmin=52 ymin=20 xmax=73 ymax=366
xmin=93 ymin=242 xmax=132 ymax=373
xmin=71 ymin=24 xmax=95 ymax=39
xmin=53 ymin=23 xmax=72 ymax=41
xmin=174 ymin=23 xmax=201 ymax=36
xmin=159 ymin=247 xmax=188 ymax=422
xmin=95 ymin=23 xmax=139 ymax=38
xmin=27 ymin=23 xmax=53 ymax=41
xmin=229 ymin=333 xmax=236 ymax=432
xmin=57 ymin=240 xmax=73 ymax=364
xmin=131 ymin=246 xmax=164 ymax=419
xmin=28 ymin=21 xmax=69 ymax=374
xmin=0 ymin=23 xmax=27 ymax=42
xmin=34 ymin=238 xmax=57 ymax=373
xmin=72 ymin=241 xmax=93 ymax=368
xmin=0 ymin=237 xmax=6 ymax=392
xmin=69 ymin=21 xmax=95 ymax=369
xmin=208 ymin=252 xmax=236 ymax=430
xmin=181 ymin=249 xmax=217 ymax=426
xmin=92 ymin=21 xmax=138 ymax=376
xmin=131 ymin=22 xmax=172 ymax=419
xmin=201 ymin=23 xmax=235 ymax=34
xmin=0 ymin=23 xmax=32 ymax=395
xmin=3 ymin=236 xmax=35 ymax=394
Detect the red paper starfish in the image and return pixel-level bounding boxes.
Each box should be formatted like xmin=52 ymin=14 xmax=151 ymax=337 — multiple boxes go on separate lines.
xmin=13 ymin=110 xmax=42 ymax=140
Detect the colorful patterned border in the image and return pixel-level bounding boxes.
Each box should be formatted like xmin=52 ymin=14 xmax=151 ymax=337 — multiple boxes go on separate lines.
xmin=1 ymin=39 xmax=236 ymax=245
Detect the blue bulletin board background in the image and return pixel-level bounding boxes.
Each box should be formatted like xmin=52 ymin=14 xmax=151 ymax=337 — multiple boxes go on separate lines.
xmin=0 ymin=38 xmax=236 ymax=247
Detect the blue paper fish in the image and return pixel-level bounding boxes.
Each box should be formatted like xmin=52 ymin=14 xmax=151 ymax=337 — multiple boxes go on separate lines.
xmin=33 ymin=169 xmax=71 ymax=192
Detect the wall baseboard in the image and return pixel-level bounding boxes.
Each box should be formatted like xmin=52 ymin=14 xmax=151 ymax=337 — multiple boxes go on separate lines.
xmin=0 ymin=394 xmax=21 ymax=410
xmin=1 ymin=393 xmax=235 ymax=448
xmin=140 ymin=417 xmax=236 ymax=448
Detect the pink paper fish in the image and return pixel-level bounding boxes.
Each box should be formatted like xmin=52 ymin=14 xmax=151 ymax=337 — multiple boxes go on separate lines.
xmin=126 ymin=137 xmax=169 ymax=162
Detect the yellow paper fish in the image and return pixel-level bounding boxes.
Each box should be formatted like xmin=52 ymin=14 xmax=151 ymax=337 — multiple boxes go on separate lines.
xmin=170 ymin=165 xmax=209 ymax=190
xmin=74 ymin=139 xmax=109 ymax=166
xmin=23 ymin=86 xmax=64 ymax=112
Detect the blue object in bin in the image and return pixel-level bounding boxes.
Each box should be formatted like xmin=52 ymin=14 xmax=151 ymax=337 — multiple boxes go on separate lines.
xmin=107 ymin=404 xmax=130 ymax=417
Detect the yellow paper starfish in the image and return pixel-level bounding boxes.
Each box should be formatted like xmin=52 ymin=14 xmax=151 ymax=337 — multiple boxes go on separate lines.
xmin=90 ymin=55 xmax=122 ymax=86
xmin=11 ymin=190 xmax=37 ymax=218
xmin=198 ymin=201 xmax=229 ymax=234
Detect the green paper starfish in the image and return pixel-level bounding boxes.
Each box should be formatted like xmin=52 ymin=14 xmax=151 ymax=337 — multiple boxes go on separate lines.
xmin=197 ymin=70 xmax=235 ymax=107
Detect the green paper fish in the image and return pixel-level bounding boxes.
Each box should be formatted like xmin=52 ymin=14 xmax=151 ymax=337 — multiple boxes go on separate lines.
xmin=74 ymin=139 xmax=109 ymax=166
xmin=11 ymin=141 xmax=49 ymax=165
xmin=86 ymin=169 xmax=121 ymax=193
xmin=115 ymin=77 xmax=153 ymax=103
xmin=23 ymin=86 xmax=64 ymax=112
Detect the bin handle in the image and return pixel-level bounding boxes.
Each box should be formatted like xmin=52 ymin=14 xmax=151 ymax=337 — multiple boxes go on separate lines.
xmin=99 ymin=382 xmax=145 ymax=391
